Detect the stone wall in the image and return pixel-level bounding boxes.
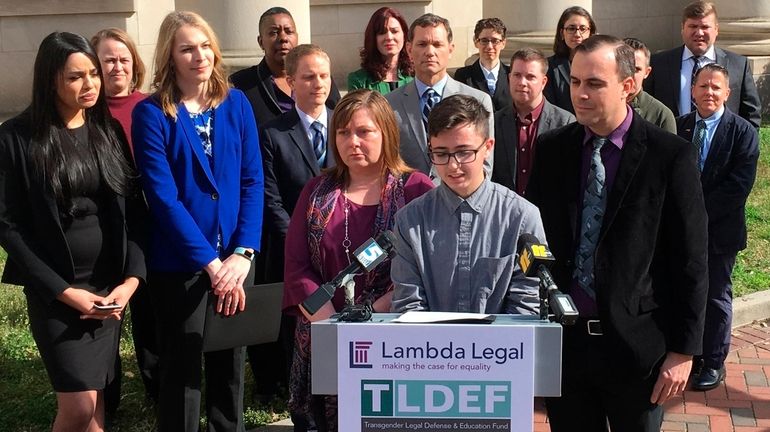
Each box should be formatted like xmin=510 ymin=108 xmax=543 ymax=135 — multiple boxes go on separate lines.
xmin=1 ymin=0 xmax=770 ymax=120
xmin=0 ymin=0 xmax=173 ymax=119
xmin=308 ymin=0 xmax=482 ymax=91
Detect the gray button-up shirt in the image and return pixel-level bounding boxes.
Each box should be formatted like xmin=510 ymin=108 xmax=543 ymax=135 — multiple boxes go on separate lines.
xmin=390 ymin=179 xmax=546 ymax=314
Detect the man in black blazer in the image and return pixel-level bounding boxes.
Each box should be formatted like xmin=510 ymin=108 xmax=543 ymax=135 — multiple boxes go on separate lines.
xmin=259 ymin=45 xmax=336 ymax=432
xmin=528 ymin=35 xmax=708 ymax=431
xmin=491 ymin=48 xmax=574 ymax=195
xmin=261 ymin=44 xmax=336 ymax=284
xmin=229 ymin=7 xmax=340 ymax=128
xmin=454 ymin=18 xmax=512 ymax=113
xmin=644 ymin=1 xmax=761 ymax=128
xmin=676 ymin=63 xmax=759 ymax=391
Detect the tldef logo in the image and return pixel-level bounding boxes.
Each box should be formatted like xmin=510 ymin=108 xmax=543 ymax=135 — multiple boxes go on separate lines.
xmin=361 ymin=380 xmax=511 ymax=417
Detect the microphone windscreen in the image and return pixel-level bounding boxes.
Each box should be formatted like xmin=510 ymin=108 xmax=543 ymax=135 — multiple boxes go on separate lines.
xmin=376 ymin=230 xmax=398 ymax=254
xmin=517 ymin=232 xmax=541 ymax=251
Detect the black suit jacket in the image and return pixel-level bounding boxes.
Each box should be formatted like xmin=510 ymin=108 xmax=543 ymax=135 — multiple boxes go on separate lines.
xmin=229 ymin=58 xmax=341 ymax=128
xmin=454 ymin=60 xmax=512 ymax=112
xmin=527 ymin=112 xmax=708 ymax=377
xmin=645 ymin=45 xmax=761 ymax=128
xmin=676 ymin=108 xmax=759 ymax=254
xmin=260 ymin=108 xmax=335 ymax=282
xmin=544 ymin=55 xmax=574 ymax=114
xmin=491 ymin=100 xmax=575 ymax=192
xmin=0 ymin=114 xmax=147 ymax=303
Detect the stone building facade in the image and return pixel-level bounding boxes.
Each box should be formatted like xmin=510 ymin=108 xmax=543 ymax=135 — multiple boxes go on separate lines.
xmin=1 ymin=0 xmax=769 ymax=119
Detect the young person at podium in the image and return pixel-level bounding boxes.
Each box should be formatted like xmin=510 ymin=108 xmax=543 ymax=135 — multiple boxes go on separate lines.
xmin=390 ymin=94 xmax=545 ymax=314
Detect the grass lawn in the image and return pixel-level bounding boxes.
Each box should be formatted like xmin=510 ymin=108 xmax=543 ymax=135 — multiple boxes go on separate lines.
xmin=733 ymin=128 xmax=770 ymax=297
xmin=0 ymin=129 xmax=769 ymax=430
xmin=0 ymin=247 xmax=288 ymax=431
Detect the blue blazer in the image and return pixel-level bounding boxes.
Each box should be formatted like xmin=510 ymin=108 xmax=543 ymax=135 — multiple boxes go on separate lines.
xmin=646 ymin=45 xmax=761 ymax=128
xmin=676 ymin=108 xmax=759 ymax=254
xmin=132 ymin=89 xmax=264 ymax=272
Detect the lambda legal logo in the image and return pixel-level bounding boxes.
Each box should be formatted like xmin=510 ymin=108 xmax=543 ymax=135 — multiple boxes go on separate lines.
xmin=350 ymin=341 xmax=373 ymax=368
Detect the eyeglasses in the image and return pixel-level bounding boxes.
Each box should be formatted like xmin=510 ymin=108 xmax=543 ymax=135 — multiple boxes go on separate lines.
xmin=477 ymin=38 xmax=504 ymax=46
xmin=563 ymin=25 xmax=590 ymax=34
xmin=427 ymin=141 xmax=487 ymax=165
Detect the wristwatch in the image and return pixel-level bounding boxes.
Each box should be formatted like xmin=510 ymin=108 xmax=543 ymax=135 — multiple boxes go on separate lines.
xmin=233 ymin=247 xmax=255 ymax=262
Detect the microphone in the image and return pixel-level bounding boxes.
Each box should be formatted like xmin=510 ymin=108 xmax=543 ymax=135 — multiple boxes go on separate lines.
xmin=301 ymin=230 xmax=397 ymax=316
xmin=517 ymin=233 xmax=579 ymax=325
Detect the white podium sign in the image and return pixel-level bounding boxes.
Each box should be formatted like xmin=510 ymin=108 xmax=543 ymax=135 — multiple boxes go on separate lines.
xmin=337 ymin=323 xmax=535 ymax=432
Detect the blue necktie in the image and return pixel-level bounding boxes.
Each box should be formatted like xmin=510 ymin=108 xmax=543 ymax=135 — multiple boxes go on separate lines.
xmin=692 ymin=119 xmax=707 ymax=171
xmin=422 ymin=88 xmax=440 ymax=132
xmin=311 ymin=121 xmax=326 ymax=166
xmin=574 ymin=137 xmax=608 ymax=299
xmin=486 ymin=71 xmax=496 ymax=95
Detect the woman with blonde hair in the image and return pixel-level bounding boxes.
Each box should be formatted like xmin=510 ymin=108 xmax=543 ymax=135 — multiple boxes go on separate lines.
xmin=132 ymin=11 xmax=263 ymax=431
xmin=90 ymin=27 xmax=157 ymax=411
xmin=91 ymin=28 xmax=147 ymax=152
xmin=283 ymin=89 xmax=433 ymax=431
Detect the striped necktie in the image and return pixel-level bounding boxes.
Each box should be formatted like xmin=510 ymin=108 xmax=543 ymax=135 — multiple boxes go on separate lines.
xmin=574 ymin=137 xmax=608 ymax=299
xmin=690 ymin=56 xmax=701 ymax=112
xmin=422 ymin=88 xmax=440 ymax=132
xmin=311 ymin=121 xmax=326 ymax=166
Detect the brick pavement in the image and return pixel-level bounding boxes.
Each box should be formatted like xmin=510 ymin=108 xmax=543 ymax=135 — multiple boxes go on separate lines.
xmin=533 ymin=321 xmax=770 ymax=431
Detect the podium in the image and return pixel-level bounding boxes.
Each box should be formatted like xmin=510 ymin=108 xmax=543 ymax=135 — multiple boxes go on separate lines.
xmin=311 ymin=313 xmax=562 ymax=397
xmin=312 ymin=313 xmax=562 ymax=431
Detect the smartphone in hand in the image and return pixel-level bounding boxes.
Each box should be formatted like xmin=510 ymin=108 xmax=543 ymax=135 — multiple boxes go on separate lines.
xmin=93 ymin=303 xmax=121 ymax=311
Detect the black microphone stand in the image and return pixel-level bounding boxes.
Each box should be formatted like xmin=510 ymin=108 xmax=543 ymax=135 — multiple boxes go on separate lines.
xmin=336 ymin=278 xmax=373 ymax=322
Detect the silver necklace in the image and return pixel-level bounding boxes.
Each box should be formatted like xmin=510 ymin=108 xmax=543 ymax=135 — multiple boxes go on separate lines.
xmin=342 ymin=191 xmax=352 ymax=264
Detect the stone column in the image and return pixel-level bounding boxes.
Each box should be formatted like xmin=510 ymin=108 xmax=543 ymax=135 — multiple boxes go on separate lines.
xmin=175 ymin=0 xmax=311 ymax=72
xmin=712 ymin=0 xmax=770 ymax=119
xmin=712 ymin=0 xmax=770 ymax=56
xmin=486 ymin=0 xmax=592 ymax=57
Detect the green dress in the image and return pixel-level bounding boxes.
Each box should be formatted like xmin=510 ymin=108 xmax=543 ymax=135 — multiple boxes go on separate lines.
xmin=347 ymin=68 xmax=413 ymax=95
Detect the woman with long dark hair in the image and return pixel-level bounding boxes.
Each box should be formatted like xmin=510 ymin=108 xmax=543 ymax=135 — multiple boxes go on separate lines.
xmin=543 ymin=6 xmax=597 ymax=113
xmin=347 ymin=7 xmax=413 ymax=94
xmin=132 ymin=11 xmax=263 ymax=431
xmin=0 ymin=31 xmax=145 ymax=432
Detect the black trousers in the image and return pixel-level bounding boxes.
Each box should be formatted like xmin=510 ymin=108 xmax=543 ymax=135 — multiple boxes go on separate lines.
xmin=546 ymin=321 xmax=663 ymax=432
xmin=700 ymin=251 xmax=737 ymax=369
xmin=103 ymin=283 xmax=161 ymax=416
xmin=245 ymin=248 xmax=290 ymax=398
xmin=150 ymin=271 xmax=245 ymax=432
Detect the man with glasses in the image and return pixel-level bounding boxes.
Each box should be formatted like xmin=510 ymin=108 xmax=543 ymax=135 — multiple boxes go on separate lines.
xmin=454 ymin=18 xmax=512 ymax=112
xmin=676 ymin=63 xmax=759 ymax=391
xmin=386 ymin=13 xmax=494 ymax=184
xmin=644 ymin=1 xmax=760 ymax=128
xmin=390 ymin=95 xmax=544 ymax=314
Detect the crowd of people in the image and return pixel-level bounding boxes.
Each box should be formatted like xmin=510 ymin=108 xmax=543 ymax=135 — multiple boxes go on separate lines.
xmin=0 ymin=1 xmax=760 ymax=431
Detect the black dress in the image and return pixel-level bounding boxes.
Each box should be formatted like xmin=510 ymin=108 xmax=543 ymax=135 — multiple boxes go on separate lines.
xmin=24 ymin=126 xmax=123 ymax=392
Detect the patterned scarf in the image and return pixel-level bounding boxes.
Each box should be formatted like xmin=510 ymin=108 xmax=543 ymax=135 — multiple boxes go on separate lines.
xmin=306 ymin=170 xmax=406 ymax=305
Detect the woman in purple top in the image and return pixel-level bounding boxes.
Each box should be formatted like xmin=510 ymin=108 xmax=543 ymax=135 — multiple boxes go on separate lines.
xmin=91 ymin=28 xmax=147 ymax=152
xmin=283 ymin=89 xmax=433 ymax=431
